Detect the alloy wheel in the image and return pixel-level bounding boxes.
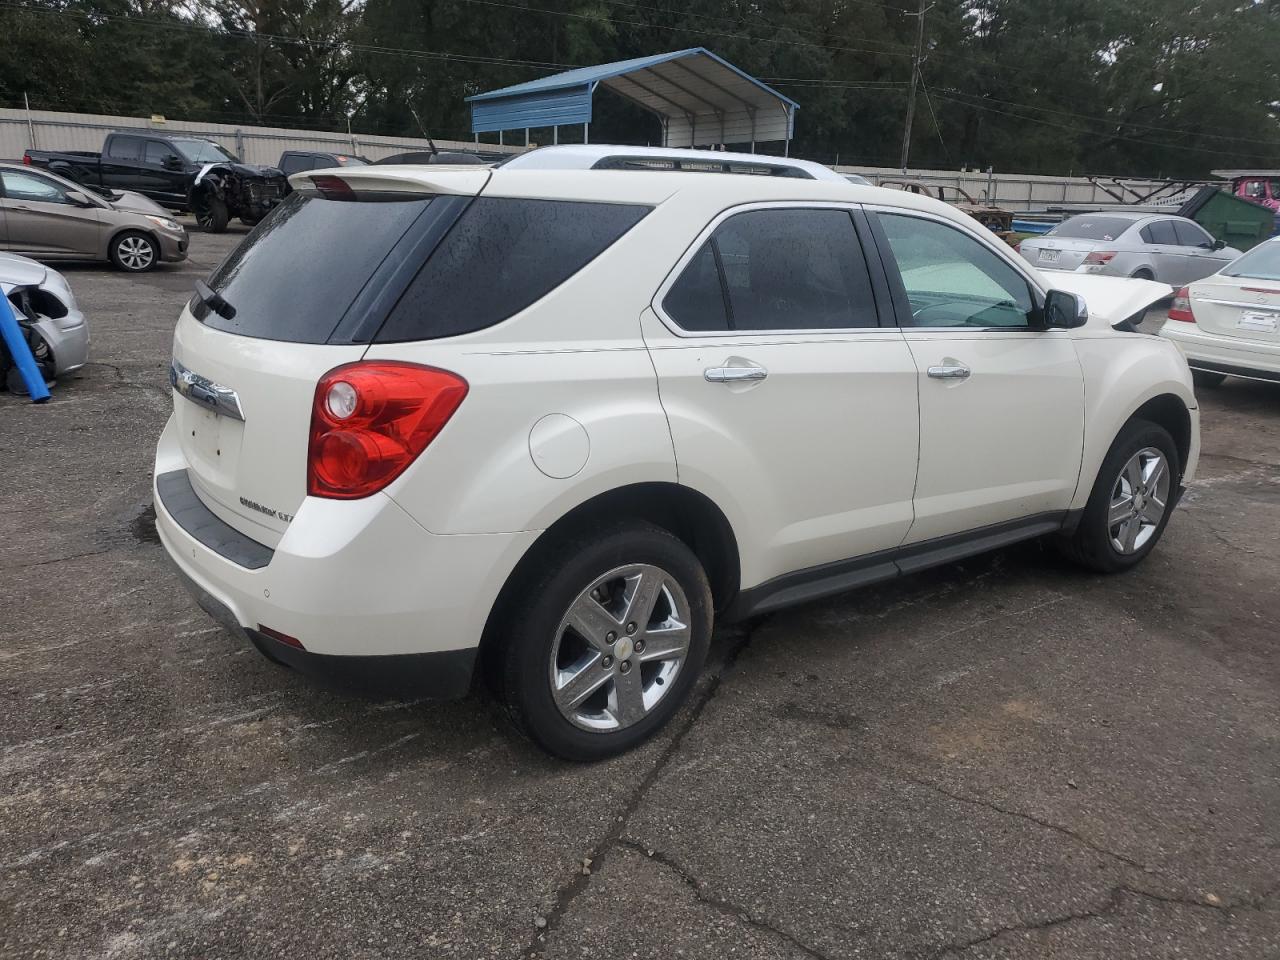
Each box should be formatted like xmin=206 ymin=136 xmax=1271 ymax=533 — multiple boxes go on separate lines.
xmin=1108 ymin=446 xmax=1170 ymax=554
xmin=117 ymin=236 xmax=155 ymax=271
xmin=549 ymin=563 xmax=692 ymax=733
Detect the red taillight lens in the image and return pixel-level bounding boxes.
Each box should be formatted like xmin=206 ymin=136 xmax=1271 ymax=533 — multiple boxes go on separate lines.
xmin=1168 ymin=286 xmax=1196 ymax=323
xmin=1083 ymin=251 xmax=1117 ymax=265
xmin=310 ymin=174 xmax=354 ymax=200
xmin=22 ymin=152 xmax=32 ymax=165
xmin=307 ymin=362 xmax=468 ymax=499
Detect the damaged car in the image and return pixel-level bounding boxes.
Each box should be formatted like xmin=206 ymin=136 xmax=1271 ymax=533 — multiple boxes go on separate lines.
xmin=0 ymin=251 xmax=88 ymax=394
xmin=24 ymin=131 xmax=287 ymax=233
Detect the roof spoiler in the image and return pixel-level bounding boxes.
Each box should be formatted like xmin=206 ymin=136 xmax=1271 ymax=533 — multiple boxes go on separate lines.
xmin=288 ymin=168 xmax=491 ymax=198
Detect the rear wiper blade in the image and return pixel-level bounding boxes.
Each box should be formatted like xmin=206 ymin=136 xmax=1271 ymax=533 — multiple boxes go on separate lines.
xmin=194 ymin=280 xmax=236 ymax=320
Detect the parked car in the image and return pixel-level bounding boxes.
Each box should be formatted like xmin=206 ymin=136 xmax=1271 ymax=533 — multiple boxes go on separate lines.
xmin=1019 ymin=212 xmax=1241 ymax=284
xmin=0 ymin=163 xmax=187 ymax=272
xmin=1160 ymin=237 xmax=1280 ymax=387
xmin=24 ymin=132 xmax=287 ymax=233
xmin=0 ymin=251 xmax=88 ymax=392
xmin=373 ymin=150 xmax=489 ymax=165
xmin=277 ymin=151 xmax=369 ymax=177
xmin=154 ymin=152 xmax=1198 ymax=760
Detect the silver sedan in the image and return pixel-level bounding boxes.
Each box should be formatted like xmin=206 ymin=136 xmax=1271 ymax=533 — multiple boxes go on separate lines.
xmin=1019 ymin=212 xmax=1241 ymax=285
xmin=1 ymin=251 xmax=89 ymax=391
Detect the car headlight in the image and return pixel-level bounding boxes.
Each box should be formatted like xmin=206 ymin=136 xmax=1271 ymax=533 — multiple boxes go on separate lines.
xmin=145 ymin=215 xmax=185 ymax=234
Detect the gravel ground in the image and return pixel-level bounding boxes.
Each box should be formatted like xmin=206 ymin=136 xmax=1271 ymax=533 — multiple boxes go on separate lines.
xmin=2 ymin=228 xmax=1278 ymax=959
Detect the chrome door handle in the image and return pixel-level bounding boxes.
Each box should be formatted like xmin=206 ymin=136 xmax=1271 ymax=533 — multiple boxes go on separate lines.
xmin=705 ymin=365 xmax=768 ymax=383
xmin=927 ymin=364 xmax=971 ymax=380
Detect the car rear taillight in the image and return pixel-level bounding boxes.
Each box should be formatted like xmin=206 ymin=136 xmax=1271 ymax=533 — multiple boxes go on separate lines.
xmin=307 ymin=362 xmax=468 ymax=499
xmin=1083 ymin=251 xmax=1117 ymax=265
xmin=22 ymin=152 xmax=31 ymax=165
xmin=1167 ymin=286 xmax=1196 ymax=323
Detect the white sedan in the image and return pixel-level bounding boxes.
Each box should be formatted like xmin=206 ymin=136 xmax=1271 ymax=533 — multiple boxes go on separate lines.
xmin=1160 ymin=237 xmax=1280 ymax=387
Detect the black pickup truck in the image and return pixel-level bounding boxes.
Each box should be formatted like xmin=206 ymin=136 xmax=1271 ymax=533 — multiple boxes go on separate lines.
xmin=24 ymin=132 xmax=287 ymax=232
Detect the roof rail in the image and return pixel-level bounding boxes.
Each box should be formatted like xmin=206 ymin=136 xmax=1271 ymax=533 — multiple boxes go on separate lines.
xmin=590 ymin=155 xmax=813 ymax=179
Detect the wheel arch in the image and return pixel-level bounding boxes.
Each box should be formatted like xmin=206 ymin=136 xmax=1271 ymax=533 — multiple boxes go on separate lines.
xmin=1130 ymin=393 xmax=1192 ymax=472
xmin=476 ymin=482 xmax=741 ymax=689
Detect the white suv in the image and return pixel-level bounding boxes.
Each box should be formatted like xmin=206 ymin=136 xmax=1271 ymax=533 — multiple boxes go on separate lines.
xmin=154 ymin=151 xmax=1199 ymax=760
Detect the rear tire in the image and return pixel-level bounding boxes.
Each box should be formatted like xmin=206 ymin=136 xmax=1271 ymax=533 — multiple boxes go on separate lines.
xmin=499 ymin=521 xmax=713 ymax=761
xmin=1192 ymin=369 xmax=1227 ymax=389
xmin=1131 ymin=268 xmax=1155 ymax=280
xmin=1058 ymin=419 xmax=1180 ymax=573
xmin=109 ymin=231 xmax=157 ymax=272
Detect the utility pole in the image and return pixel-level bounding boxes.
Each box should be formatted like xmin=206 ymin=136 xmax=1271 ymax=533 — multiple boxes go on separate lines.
xmin=899 ymin=0 xmax=930 ymax=172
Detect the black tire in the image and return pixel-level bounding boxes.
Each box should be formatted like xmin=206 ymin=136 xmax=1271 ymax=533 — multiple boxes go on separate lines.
xmin=1058 ymin=419 xmax=1181 ymax=573
xmin=108 ymin=230 xmax=158 ymax=272
xmin=1192 ymin=369 xmax=1227 ymax=390
xmin=499 ymin=521 xmax=713 ymax=761
xmin=194 ymin=195 xmax=230 ymax=233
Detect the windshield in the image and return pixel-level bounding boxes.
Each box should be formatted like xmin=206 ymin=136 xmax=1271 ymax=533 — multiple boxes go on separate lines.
xmin=1047 ymin=216 xmax=1135 ymax=241
xmin=1222 ymin=240 xmax=1280 ymax=281
xmin=172 ymin=139 xmax=239 ymax=164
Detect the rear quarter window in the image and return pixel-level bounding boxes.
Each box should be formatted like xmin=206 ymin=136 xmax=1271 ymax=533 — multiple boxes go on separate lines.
xmin=374 ymin=198 xmax=650 ymax=342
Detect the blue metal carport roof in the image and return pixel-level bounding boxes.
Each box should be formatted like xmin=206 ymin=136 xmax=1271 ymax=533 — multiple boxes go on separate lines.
xmin=467 ymin=48 xmax=798 ymax=148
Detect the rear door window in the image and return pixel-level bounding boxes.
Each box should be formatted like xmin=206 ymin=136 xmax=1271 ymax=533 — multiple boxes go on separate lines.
xmin=279 ymin=154 xmax=315 ymax=176
xmin=662 ymin=208 xmax=878 ymax=332
xmin=374 ymin=198 xmax=650 ymax=342
xmin=1146 ymin=220 xmax=1179 ymax=245
xmin=193 ymin=192 xmax=434 ymax=342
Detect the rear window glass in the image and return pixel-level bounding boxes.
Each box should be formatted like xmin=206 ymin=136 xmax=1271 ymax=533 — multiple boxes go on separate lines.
xmin=374 ymin=198 xmax=650 ymax=342
xmin=1223 ymin=241 xmax=1280 ymax=281
xmin=194 ymin=192 xmax=431 ymax=342
xmin=1048 ymin=216 xmax=1133 ymax=241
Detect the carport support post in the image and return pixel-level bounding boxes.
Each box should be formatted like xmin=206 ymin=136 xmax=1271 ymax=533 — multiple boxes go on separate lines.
xmin=583 ymin=122 xmax=589 ymax=144
xmin=553 ymin=126 xmax=559 ymax=145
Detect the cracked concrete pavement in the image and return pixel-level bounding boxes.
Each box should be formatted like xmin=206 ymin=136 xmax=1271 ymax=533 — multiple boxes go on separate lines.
xmin=2 ymin=229 xmax=1278 ymax=959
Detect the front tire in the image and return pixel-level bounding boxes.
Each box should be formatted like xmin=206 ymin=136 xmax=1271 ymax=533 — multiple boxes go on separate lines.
xmin=193 ymin=195 xmax=230 ymax=233
xmin=109 ymin=231 xmax=158 ymax=272
xmin=1058 ymin=419 xmax=1180 ymax=573
xmin=499 ymin=522 xmax=713 ymax=761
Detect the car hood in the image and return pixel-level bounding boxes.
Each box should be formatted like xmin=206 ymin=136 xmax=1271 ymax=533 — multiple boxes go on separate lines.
xmin=107 ymin=190 xmax=170 ymax=217
xmin=0 ymin=251 xmax=49 ymax=291
xmin=1044 ymin=273 xmax=1173 ymax=330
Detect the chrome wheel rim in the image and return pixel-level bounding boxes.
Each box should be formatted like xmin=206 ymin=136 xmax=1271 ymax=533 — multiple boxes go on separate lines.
xmin=117 ymin=236 xmax=154 ymax=270
xmin=1109 ymin=447 xmax=1170 ymax=555
xmin=550 ymin=563 xmax=692 ymax=733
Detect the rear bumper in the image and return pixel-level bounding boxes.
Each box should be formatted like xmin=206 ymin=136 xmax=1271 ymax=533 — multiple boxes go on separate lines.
xmin=1159 ymin=322 xmax=1280 ymax=379
xmin=173 ymin=563 xmax=475 ymax=699
xmin=153 ymin=413 xmax=538 ymax=696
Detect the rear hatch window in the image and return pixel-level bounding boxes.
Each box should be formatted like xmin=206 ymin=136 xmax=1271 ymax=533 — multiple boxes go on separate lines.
xmin=191 ymin=192 xmax=432 ymax=343
xmin=1048 ymin=217 xmax=1134 ymax=241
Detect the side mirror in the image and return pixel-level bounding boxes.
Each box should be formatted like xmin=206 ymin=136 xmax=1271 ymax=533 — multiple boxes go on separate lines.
xmin=1043 ymin=289 xmax=1088 ymax=329
xmin=65 ymin=190 xmax=95 ymax=208
xmin=1212 ymin=239 xmax=1227 ymax=251
xmin=163 ymin=155 xmax=183 ymax=170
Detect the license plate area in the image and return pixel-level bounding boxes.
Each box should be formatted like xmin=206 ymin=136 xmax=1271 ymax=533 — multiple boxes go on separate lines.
xmin=1238 ymin=310 xmax=1278 ymax=333
xmin=177 ymin=396 xmax=245 ymax=492
xmin=1039 ymin=248 xmax=1060 ymax=264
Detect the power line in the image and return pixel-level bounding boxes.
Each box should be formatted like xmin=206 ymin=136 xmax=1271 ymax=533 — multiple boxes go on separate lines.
xmin=931 ymin=93 xmax=1280 ymax=163
xmin=936 ymin=86 xmax=1280 ymax=148
xmin=455 ymin=0 xmax=918 ymax=59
